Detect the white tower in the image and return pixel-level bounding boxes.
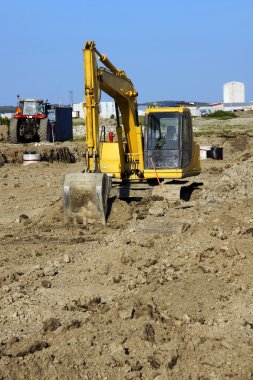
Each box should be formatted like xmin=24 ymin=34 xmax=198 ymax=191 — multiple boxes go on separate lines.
xmin=223 ymin=82 xmax=245 ymax=103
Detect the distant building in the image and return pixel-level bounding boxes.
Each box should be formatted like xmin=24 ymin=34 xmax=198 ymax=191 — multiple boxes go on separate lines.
xmin=72 ymin=102 xmax=84 ymax=118
xmin=187 ymin=106 xmax=200 ymax=117
xmin=223 ymin=81 xmax=245 ymax=103
xmin=138 ymin=109 xmax=145 ymax=117
xmin=223 ymin=102 xmax=253 ymax=111
xmin=73 ymin=101 xmax=144 ymax=120
xmin=8 ymin=113 xmax=15 ymax=118
xmin=0 ymin=112 xmax=15 ymax=119
xmin=72 ymin=101 xmax=116 ymax=119
xmin=100 ymin=102 xmax=116 ymax=119
xmin=0 ymin=106 xmax=16 ymax=119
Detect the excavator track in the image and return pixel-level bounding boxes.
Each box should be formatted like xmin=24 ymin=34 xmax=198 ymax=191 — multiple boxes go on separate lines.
xmin=111 ymin=180 xmax=199 ymax=202
xmin=152 ymin=180 xmax=198 ymax=202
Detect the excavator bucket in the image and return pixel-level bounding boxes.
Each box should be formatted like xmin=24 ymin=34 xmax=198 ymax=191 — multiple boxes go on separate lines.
xmin=64 ymin=173 xmax=111 ymax=225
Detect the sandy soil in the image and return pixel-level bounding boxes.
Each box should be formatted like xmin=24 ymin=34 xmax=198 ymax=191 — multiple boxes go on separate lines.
xmin=0 ymin=132 xmax=253 ymax=379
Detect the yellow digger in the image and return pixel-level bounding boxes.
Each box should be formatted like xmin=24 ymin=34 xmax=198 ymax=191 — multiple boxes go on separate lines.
xmin=64 ymin=41 xmax=200 ymax=224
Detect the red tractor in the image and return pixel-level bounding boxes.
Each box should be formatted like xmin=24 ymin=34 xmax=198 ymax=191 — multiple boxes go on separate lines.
xmin=9 ymin=98 xmax=50 ymax=143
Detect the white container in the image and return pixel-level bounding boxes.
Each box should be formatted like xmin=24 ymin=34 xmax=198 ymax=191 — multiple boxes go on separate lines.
xmin=223 ymin=81 xmax=245 ymax=103
xmin=23 ymin=153 xmax=41 ymax=166
xmin=200 ymin=146 xmax=211 ymax=160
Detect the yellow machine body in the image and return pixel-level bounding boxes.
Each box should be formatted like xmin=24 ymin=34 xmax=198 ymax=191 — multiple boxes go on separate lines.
xmin=143 ymin=106 xmax=200 ymax=179
xmin=100 ymin=141 xmax=124 ymax=179
xmin=99 ymin=106 xmax=200 ymax=180
xmin=64 ymin=41 xmax=201 ymax=224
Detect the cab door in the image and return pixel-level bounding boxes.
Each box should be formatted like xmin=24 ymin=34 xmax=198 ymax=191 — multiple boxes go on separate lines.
xmin=144 ymin=112 xmax=181 ymax=169
xmin=181 ymin=112 xmax=192 ymax=167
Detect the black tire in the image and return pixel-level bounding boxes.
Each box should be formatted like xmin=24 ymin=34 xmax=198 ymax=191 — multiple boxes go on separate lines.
xmin=39 ymin=117 xmax=49 ymax=142
xmin=9 ymin=118 xmax=19 ymax=144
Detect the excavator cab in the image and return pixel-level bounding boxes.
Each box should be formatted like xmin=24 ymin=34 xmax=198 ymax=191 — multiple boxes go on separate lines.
xmin=144 ymin=107 xmax=192 ymax=170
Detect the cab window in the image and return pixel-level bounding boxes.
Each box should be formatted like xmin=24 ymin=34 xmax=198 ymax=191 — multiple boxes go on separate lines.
xmin=147 ymin=112 xmax=179 ymax=150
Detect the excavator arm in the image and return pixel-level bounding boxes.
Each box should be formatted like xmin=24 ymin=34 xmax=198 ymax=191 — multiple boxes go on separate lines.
xmin=64 ymin=41 xmax=144 ymax=225
xmin=84 ymin=41 xmax=144 ymax=175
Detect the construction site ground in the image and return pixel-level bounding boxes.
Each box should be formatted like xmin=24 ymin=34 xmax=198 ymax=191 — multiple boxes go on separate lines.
xmin=1 ymin=120 xmax=253 ymax=379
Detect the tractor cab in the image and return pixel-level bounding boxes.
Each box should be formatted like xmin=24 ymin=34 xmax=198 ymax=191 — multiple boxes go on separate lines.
xmin=16 ymin=99 xmax=45 ymax=117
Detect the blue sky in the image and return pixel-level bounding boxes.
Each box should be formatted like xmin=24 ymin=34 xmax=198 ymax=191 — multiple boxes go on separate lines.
xmin=1 ymin=0 xmax=252 ymax=105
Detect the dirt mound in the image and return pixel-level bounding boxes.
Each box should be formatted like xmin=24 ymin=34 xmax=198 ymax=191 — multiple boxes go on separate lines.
xmin=34 ymin=198 xmax=64 ymax=226
xmin=1 ymin=135 xmax=253 ymax=379
xmin=0 ymin=141 xmax=86 ymax=165
xmin=107 ymin=198 xmax=133 ymax=227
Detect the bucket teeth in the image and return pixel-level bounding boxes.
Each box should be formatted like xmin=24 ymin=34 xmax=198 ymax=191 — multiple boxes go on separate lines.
xmin=64 ymin=173 xmax=111 ymax=225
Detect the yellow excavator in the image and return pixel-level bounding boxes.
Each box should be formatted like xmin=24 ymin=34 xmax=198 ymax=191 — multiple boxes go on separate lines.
xmin=64 ymin=41 xmax=200 ymax=224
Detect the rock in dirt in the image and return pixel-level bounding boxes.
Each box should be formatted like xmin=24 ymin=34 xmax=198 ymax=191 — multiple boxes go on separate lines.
xmin=41 ymin=280 xmax=52 ymax=288
xmin=66 ymin=319 xmax=81 ymax=330
xmin=98 ymin=263 xmax=109 ymax=275
xmin=113 ymin=275 xmax=122 ymax=283
xmin=8 ymin=336 xmax=19 ymax=345
xmin=64 ymin=295 xmax=101 ymax=312
xmin=63 ymin=254 xmax=71 ymax=263
xmin=166 ymin=349 xmax=179 ymax=369
xmin=17 ymin=341 xmax=49 ymax=357
xmin=16 ymin=214 xmax=30 ymax=225
xmin=143 ymin=323 xmax=155 ymax=343
xmin=43 ymin=263 xmax=58 ymax=276
xmin=148 ymin=355 xmax=161 ymax=369
xmin=181 ymin=222 xmax=191 ymax=233
xmin=109 ymin=342 xmax=126 ymax=366
xmin=42 ymin=318 xmax=61 ymax=333
xmin=117 ymin=307 xmax=134 ymax=320
xmin=5 ymin=339 xmax=49 ymax=358
xmin=148 ymin=205 xmax=165 ymax=217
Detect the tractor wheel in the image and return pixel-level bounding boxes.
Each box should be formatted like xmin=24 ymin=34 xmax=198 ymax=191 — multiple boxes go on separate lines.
xmin=9 ymin=118 xmax=19 ymax=144
xmin=39 ymin=117 xmax=49 ymax=142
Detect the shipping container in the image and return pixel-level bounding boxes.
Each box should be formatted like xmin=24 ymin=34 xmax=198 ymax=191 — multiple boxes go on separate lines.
xmin=47 ymin=106 xmax=73 ymax=142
